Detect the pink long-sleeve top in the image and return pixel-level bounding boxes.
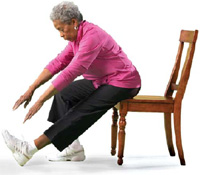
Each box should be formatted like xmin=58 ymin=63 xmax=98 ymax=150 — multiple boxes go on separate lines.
xmin=45 ymin=20 xmax=141 ymax=91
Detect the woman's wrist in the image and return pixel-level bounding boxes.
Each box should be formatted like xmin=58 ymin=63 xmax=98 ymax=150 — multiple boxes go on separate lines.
xmin=36 ymin=98 xmax=45 ymax=105
xmin=38 ymin=85 xmax=58 ymax=104
xmin=29 ymin=84 xmax=37 ymax=93
xmin=38 ymin=96 xmax=46 ymax=104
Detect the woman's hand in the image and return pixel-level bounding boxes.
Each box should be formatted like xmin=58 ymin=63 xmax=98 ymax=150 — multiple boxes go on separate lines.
xmin=13 ymin=87 xmax=35 ymax=110
xmin=23 ymin=101 xmax=44 ymax=123
xmin=23 ymin=85 xmax=58 ymax=124
xmin=12 ymin=69 xmax=53 ymax=111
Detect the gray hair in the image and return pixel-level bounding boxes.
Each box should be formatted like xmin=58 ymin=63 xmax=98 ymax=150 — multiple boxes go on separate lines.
xmin=50 ymin=1 xmax=83 ymax=24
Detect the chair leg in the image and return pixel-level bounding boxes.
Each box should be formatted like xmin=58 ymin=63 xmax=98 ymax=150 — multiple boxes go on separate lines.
xmin=117 ymin=111 xmax=127 ymax=165
xmin=164 ymin=113 xmax=175 ymax=156
xmin=174 ymin=104 xmax=186 ymax=165
xmin=111 ymin=107 xmax=119 ymax=156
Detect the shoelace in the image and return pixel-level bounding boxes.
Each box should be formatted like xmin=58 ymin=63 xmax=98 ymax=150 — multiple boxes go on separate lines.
xmin=14 ymin=141 xmax=30 ymax=159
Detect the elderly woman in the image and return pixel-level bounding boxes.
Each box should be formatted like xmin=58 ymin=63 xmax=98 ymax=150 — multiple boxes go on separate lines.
xmin=2 ymin=1 xmax=141 ymax=166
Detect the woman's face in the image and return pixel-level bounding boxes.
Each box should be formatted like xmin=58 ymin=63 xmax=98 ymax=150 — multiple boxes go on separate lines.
xmin=53 ymin=19 xmax=78 ymax=41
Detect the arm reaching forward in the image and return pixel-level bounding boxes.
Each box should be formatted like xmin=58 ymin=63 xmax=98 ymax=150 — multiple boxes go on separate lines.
xmin=13 ymin=68 xmax=53 ymax=110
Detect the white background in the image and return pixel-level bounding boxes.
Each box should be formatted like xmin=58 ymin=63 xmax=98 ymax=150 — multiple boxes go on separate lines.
xmin=0 ymin=0 xmax=200 ymax=174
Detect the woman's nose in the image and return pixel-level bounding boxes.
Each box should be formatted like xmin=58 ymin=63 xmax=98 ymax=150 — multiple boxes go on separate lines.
xmin=60 ymin=31 xmax=64 ymax=37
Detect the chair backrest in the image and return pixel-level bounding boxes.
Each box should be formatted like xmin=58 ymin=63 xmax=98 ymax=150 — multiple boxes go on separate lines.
xmin=164 ymin=30 xmax=198 ymax=103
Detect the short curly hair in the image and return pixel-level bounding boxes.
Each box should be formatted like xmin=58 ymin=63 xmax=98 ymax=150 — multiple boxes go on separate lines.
xmin=50 ymin=1 xmax=83 ymax=24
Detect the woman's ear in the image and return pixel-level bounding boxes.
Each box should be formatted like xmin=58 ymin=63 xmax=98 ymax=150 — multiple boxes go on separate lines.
xmin=71 ymin=18 xmax=79 ymax=27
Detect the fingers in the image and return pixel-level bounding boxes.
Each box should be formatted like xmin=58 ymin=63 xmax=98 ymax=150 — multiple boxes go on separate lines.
xmin=13 ymin=98 xmax=24 ymax=111
xmin=23 ymin=107 xmax=36 ymax=123
xmin=23 ymin=102 xmax=43 ymax=124
xmin=23 ymin=112 xmax=32 ymax=124
xmin=13 ymin=94 xmax=32 ymax=110
xmin=23 ymin=107 xmax=35 ymax=123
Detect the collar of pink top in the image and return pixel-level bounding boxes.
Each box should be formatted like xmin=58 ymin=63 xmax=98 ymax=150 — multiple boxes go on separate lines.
xmin=75 ymin=20 xmax=86 ymax=43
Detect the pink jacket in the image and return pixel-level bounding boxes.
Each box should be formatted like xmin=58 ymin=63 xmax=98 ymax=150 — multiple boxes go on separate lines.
xmin=45 ymin=20 xmax=141 ymax=91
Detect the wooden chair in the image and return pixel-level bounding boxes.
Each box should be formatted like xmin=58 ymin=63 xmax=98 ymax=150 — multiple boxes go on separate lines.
xmin=111 ymin=30 xmax=198 ymax=166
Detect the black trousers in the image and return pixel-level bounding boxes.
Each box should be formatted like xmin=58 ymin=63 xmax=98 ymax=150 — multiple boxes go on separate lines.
xmin=44 ymin=79 xmax=140 ymax=151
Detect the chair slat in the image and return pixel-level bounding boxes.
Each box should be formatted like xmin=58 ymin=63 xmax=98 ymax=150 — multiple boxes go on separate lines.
xmin=164 ymin=42 xmax=183 ymax=97
xmin=171 ymin=83 xmax=179 ymax=90
xmin=179 ymin=30 xmax=196 ymax=43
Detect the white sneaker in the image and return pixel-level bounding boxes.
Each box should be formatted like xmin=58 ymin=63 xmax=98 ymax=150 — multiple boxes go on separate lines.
xmin=2 ymin=130 xmax=33 ymax=166
xmin=47 ymin=146 xmax=85 ymax=161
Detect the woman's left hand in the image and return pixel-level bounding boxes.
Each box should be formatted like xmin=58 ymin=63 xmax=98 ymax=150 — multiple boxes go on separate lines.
xmin=23 ymin=101 xmax=44 ymax=123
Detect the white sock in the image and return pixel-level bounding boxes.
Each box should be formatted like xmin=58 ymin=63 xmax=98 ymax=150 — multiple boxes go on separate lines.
xmin=28 ymin=140 xmax=38 ymax=156
xmin=69 ymin=139 xmax=81 ymax=150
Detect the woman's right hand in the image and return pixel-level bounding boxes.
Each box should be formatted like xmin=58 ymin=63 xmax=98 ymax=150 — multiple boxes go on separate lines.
xmin=13 ymin=87 xmax=35 ymax=110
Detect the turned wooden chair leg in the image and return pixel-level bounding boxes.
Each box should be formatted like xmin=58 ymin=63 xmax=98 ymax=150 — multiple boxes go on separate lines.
xmin=117 ymin=111 xmax=127 ymax=165
xmin=174 ymin=104 xmax=186 ymax=165
xmin=111 ymin=107 xmax=119 ymax=156
xmin=164 ymin=112 xmax=176 ymax=156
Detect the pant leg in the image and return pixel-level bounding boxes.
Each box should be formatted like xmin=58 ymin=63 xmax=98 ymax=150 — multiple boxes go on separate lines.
xmin=48 ymin=79 xmax=96 ymax=123
xmin=44 ymin=84 xmax=140 ymax=151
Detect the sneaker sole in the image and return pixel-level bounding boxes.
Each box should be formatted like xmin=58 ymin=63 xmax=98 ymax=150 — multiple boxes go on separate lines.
xmin=13 ymin=151 xmax=31 ymax=166
xmin=48 ymin=152 xmax=86 ymax=162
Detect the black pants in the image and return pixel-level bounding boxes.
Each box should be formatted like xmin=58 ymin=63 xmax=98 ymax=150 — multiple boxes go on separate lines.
xmin=44 ymin=79 xmax=140 ymax=151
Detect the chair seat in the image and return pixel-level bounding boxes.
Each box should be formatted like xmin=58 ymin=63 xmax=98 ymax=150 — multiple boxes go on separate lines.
xmin=115 ymin=95 xmax=174 ymax=109
xmin=115 ymin=95 xmax=174 ymax=112
xmin=127 ymin=95 xmax=174 ymax=103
